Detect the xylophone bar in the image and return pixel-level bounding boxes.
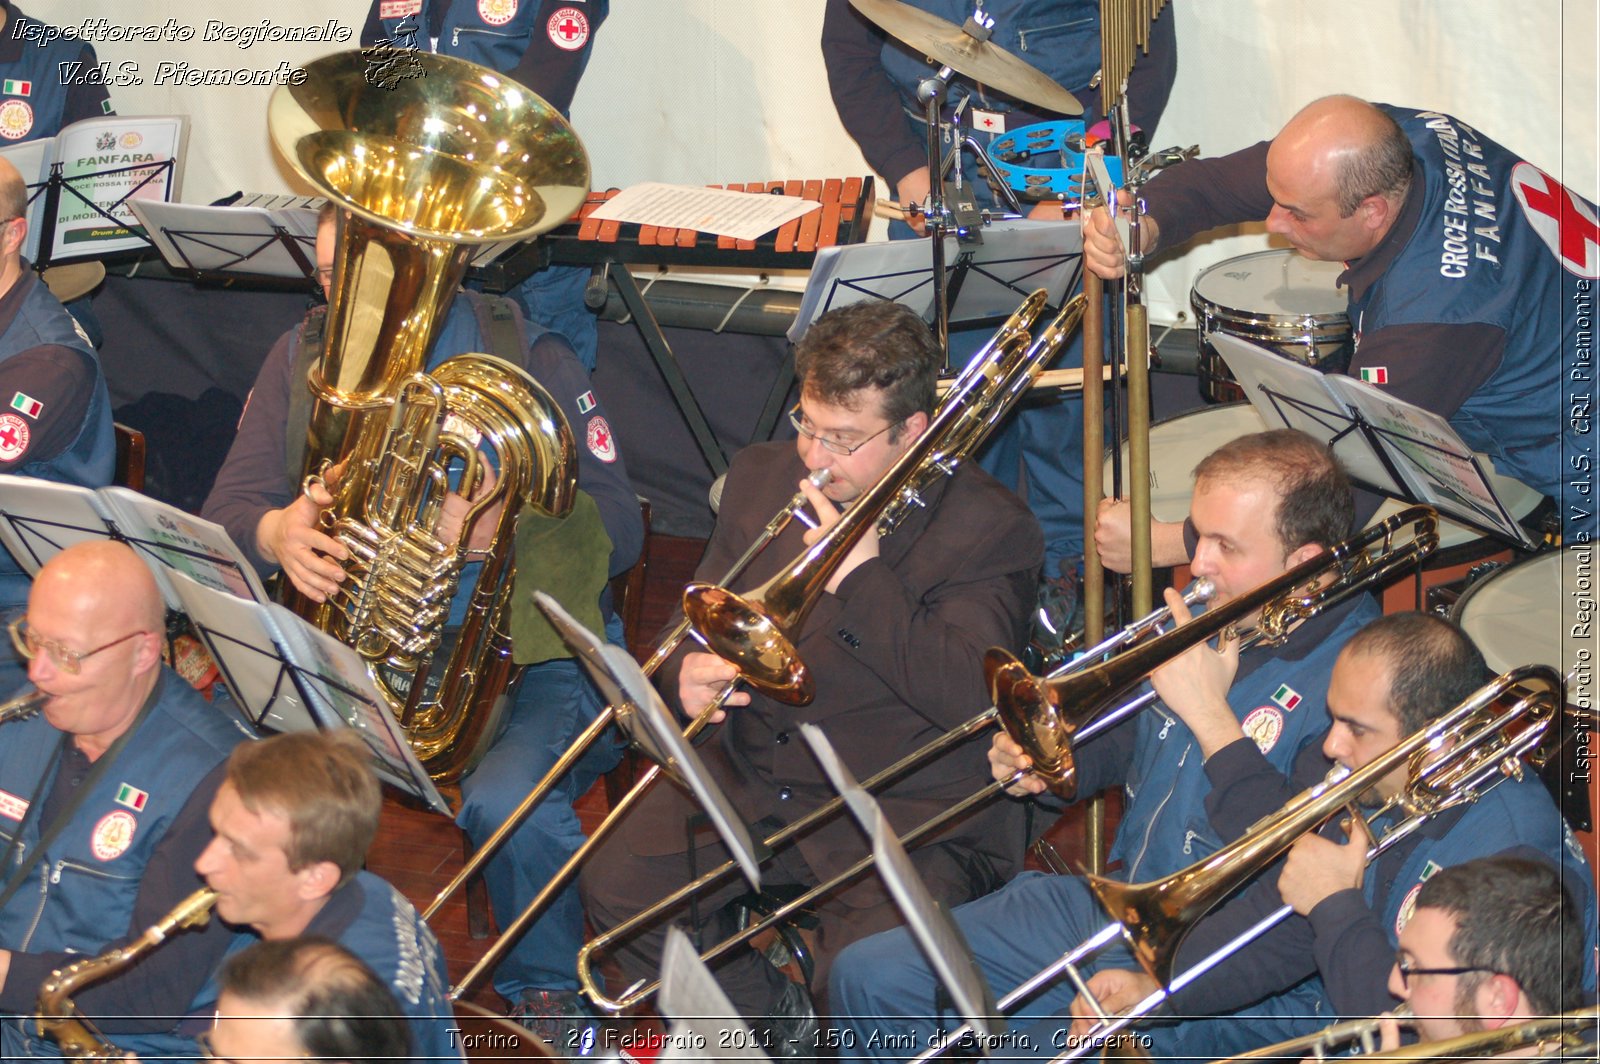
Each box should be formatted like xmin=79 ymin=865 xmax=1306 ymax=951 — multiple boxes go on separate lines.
xmin=545 ymin=176 xmax=875 ymax=270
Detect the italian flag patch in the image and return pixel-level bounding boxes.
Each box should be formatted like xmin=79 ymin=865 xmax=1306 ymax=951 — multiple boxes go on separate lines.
xmin=2 ymin=79 xmax=31 ymax=97
xmin=576 ymin=390 xmax=597 ymax=414
xmin=115 ymin=783 xmax=149 ymax=812
xmin=1271 ymin=683 xmax=1302 ymax=711
xmin=1359 ymin=367 xmax=1389 ymax=384
xmin=10 ymin=392 xmax=41 ymax=418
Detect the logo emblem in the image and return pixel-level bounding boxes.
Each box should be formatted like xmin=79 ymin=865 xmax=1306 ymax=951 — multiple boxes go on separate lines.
xmin=586 ymin=416 xmax=616 ymax=462
xmin=1241 ymin=706 xmax=1284 ymax=754
xmin=0 ymin=413 xmax=30 ymax=461
xmin=478 ymin=0 xmax=518 ymax=27
xmin=1512 ymin=162 xmax=1600 ymax=278
xmin=0 ymin=100 xmax=34 ymax=140
xmin=91 ymin=810 xmax=138 ymax=861
xmin=548 ymin=6 xmax=590 ymax=50
xmin=1396 ymin=882 xmax=1424 ymax=935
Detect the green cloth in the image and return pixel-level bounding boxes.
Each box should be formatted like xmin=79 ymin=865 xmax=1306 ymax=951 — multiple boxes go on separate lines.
xmin=510 ymin=489 xmax=614 ymax=665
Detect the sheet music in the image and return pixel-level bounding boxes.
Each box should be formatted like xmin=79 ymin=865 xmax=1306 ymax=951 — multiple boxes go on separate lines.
xmin=267 ymin=606 xmax=449 ymax=815
xmin=536 ymin=593 xmax=765 ymax=890
xmin=49 ymin=114 xmax=187 ymax=260
xmin=591 ymin=182 xmax=821 ymax=242
xmin=1213 ymin=332 xmax=1534 ymax=547
xmin=801 ymin=725 xmax=999 ymax=1048
xmin=790 ymin=221 xmax=1082 ymax=342
xmin=660 ymin=927 xmax=773 ymax=1063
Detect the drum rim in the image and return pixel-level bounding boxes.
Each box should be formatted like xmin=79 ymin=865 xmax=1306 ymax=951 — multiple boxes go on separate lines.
xmin=1191 ymin=246 xmax=1351 ymax=321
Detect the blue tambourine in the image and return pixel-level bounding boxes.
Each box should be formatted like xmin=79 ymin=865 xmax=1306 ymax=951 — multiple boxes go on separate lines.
xmin=986 ymin=120 xmax=1125 ymax=197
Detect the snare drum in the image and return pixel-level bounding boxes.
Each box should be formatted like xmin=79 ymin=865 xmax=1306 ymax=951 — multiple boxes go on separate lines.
xmin=1191 ymin=249 xmax=1352 ymax=404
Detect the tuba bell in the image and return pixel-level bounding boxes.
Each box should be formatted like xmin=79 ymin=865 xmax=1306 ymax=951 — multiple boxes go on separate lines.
xmin=266 ymin=51 xmax=590 ymax=782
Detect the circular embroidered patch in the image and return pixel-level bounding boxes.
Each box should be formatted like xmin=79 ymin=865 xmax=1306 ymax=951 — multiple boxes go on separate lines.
xmin=547 ymin=6 xmax=590 ymax=50
xmin=0 ymin=99 xmax=34 ymax=140
xmin=1241 ymin=705 xmax=1284 ymax=754
xmin=478 ymin=0 xmax=518 ymax=27
xmin=1511 ymin=161 xmax=1600 ymax=279
xmin=1395 ymin=882 xmax=1424 ymax=935
xmin=0 ymin=413 xmax=31 ymax=461
xmin=91 ymin=809 xmax=138 ymax=861
xmin=586 ymin=415 xmax=617 ymax=462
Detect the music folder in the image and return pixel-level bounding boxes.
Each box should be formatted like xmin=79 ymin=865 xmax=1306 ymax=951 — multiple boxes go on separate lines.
xmin=0 ymin=476 xmax=269 ymax=608
xmin=534 ymin=592 xmax=765 ymax=891
xmin=789 ymin=219 xmax=1083 ymax=342
xmin=1213 ymin=331 xmax=1539 ymax=549
xmin=801 ymin=724 xmax=1000 ymax=1051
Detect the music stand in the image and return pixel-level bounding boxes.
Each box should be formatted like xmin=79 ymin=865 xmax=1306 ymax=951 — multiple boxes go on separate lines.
xmin=128 ymin=199 xmax=320 ymax=283
xmin=658 ymin=926 xmax=774 ymax=1063
xmin=801 ymin=724 xmax=1000 ymax=1050
xmin=1213 ymin=332 xmax=1539 ymax=548
xmin=534 ymin=592 xmax=766 ymax=890
xmin=789 ymin=221 xmax=1083 ymax=344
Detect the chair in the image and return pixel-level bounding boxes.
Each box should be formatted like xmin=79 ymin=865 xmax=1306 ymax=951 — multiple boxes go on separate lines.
xmin=112 ymin=423 xmax=146 ymax=491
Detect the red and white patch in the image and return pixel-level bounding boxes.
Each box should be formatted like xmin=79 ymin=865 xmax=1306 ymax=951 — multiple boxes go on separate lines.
xmin=0 ymin=99 xmax=33 ymax=140
xmin=0 ymin=413 xmax=30 ymax=461
xmin=380 ymin=0 xmax=422 ymax=16
xmin=1395 ymin=882 xmax=1424 ymax=935
xmin=1512 ymin=162 xmax=1600 ymax=279
xmin=0 ymin=788 xmax=28 ymax=822
xmin=1241 ymin=706 xmax=1284 ymax=754
xmin=91 ymin=810 xmax=138 ymax=861
xmin=585 ymin=415 xmax=616 ymax=462
xmin=478 ymin=0 xmax=518 ymax=27
xmin=547 ymin=6 xmax=590 ymax=50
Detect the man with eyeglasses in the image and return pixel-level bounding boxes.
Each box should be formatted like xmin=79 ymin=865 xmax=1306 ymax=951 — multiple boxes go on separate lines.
xmin=1056 ymin=612 xmax=1596 ymax=1061
xmin=0 ymin=155 xmax=115 ymax=696
xmin=200 ymin=936 xmax=410 ymax=1064
xmin=1383 ymin=856 xmax=1591 ymax=1051
xmin=579 ymin=298 xmax=1044 ymax=1055
xmin=0 ymin=540 xmax=248 ymax=1060
xmin=202 ymin=201 xmax=642 ymax=1045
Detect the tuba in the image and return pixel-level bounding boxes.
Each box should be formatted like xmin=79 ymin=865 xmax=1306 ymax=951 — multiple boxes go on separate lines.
xmin=266 ymin=51 xmax=589 ymax=781
xmin=35 ymin=887 xmax=218 ymax=1058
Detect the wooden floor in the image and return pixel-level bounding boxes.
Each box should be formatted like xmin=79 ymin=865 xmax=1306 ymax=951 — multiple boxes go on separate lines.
xmin=366 ymin=531 xmax=1114 ymax=1017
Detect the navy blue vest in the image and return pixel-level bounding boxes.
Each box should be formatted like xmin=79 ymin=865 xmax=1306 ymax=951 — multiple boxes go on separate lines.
xmin=373 ymin=0 xmax=609 ymax=99
xmin=0 ymin=8 xmax=83 ymax=144
xmin=1353 ymin=106 xmax=1596 ymax=540
xmin=0 ymin=273 xmax=115 ymax=608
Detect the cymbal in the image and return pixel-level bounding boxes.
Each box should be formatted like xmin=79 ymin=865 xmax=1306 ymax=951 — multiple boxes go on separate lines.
xmin=41 ymin=261 xmax=106 ymax=304
xmin=849 ymin=0 xmax=1082 ymax=116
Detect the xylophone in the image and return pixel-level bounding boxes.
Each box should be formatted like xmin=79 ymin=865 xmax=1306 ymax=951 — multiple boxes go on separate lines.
xmin=542 ymin=177 xmax=875 ymax=270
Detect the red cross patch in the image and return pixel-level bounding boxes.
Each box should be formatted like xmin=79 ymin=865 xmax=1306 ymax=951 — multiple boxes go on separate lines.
xmin=585 ymin=415 xmax=616 ymax=462
xmin=548 ymin=6 xmax=590 ymax=50
xmin=1512 ymin=162 xmax=1600 ymax=279
xmin=0 ymin=413 xmax=29 ymax=461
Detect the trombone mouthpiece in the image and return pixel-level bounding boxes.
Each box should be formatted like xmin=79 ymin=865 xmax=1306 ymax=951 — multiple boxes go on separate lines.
xmin=807 ymin=468 xmax=834 ymax=488
xmin=1190 ymin=579 xmax=1215 ymax=604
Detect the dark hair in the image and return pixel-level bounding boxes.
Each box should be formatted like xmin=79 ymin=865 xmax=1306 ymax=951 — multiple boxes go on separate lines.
xmin=225 ymin=731 xmax=380 ymax=883
xmin=1191 ymin=429 xmax=1352 ymax=553
xmin=793 ymin=301 xmax=939 ymax=433
xmin=1343 ymin=612 xmax=1486 ymax=734
xmin=317 ymin=201 xmax=338 ymax=228
xmin=219 ymin=936 xmax=411 ymax=1064
xmin=1415 ymin=856 xmax=1585 ymax=1015
xmin=1335 ymin=106 xmax=1414 ymax=215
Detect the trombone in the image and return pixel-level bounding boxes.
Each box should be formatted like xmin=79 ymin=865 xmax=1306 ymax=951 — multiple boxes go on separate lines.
xmin=1221 ymin=1003 xmax=1599 ymax=1061
xmin=447 ymin=289 xmax=1073 ymax=997
xmin=909 ymin=664 xmax=1566 ymax=1064
xmin=574 ymin=506 xmax=1441 ymax=1012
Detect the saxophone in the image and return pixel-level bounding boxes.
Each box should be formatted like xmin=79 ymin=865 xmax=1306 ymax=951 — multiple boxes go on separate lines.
xmin=35 ymin=887 xmax=218 ymax=1059
xmin=266 ymin=51 xmax=590 ymax=783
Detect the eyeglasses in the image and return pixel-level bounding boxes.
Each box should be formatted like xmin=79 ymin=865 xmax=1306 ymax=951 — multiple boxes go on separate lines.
xmin=8 ymin=617 xmax=147 ymax=675
xmin=1395 ymin=956 xmax=1497 ymax=989
xmin=788 ymin=404 xmax=900 ymax=457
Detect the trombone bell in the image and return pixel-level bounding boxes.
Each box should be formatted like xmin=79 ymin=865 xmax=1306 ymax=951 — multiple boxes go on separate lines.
xmin=680 ymin=582 xmax=813 ymax=702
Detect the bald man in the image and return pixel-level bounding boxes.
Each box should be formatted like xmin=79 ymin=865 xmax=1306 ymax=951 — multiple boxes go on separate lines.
xmin=1085 ymin=95 xmax=1593 ymax=554
xmin=0 ymin=156 xmax=115 ymax=693
xmin=0 ymin=541 xmax=249 ymax=1060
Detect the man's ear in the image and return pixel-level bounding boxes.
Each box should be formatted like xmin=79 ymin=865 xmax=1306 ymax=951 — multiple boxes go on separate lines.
xmin=295 ymin=860 xmax=343 ymax=903
xmin=1474 ymin=972 xmax=1523 ymax=1028
xmin=1285 ymin=542 xmax=1325 ymax=570
xmin=901 ymin=409 xmax=930 ymax=442
xmin=1358 ymin=192 xmax=1397 ymax=238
